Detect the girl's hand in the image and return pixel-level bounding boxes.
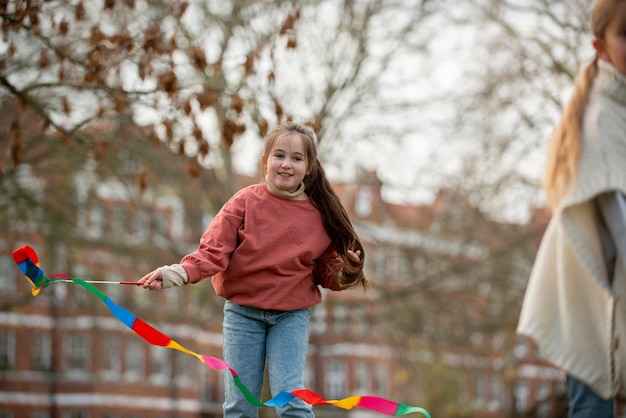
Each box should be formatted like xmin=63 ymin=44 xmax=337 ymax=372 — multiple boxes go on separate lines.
xmin=338 ymin=249 xmax=364 ymax=289
xmin=138 ymin=265 xmax=188 ymax=290
xmin=347 ymin=249 xmax=361 ymax=262
xmin=138 ymin=269 xmax=164 ymax=290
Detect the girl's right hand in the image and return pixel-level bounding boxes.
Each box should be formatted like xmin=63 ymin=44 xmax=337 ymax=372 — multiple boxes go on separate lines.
xmin=138 ymin=264 xmax=189 ymax=290
xmin=138 ymin=269 xmax=164 ymax=290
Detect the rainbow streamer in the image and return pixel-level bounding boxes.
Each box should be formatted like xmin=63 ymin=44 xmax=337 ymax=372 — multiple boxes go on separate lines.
xmin=12 ymin=245 xmax=430 ymax=417
xmin=13 ymin=245 xmax=50 ymax=296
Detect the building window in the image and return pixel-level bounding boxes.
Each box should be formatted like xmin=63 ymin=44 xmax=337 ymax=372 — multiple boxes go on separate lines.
xmin=372 ymin=245 xmax=385 ymax=276
xmin=0 ymin=256 xmax=16 ymax=293
xmin=153 ymin=211 xmax=168 ymax=239
xmin=87 ymin=203 xmax=104 ymax=238
xmin=65 ymin=333 xmax=91 ymax=373
xmin=513 ymin=335 xmax=529 ymax=359
xmin=31 ymin=333 xmax=52 ymax=371
xmin=29 ymin=411 xmax=50 ymax=418
xmin=101 ymin=335 xmax=121 ymax=377
xmin=132 ymin=209 xmax=149 ymax=242
xmin=104 ymin=270 xmax=124 ymax=302
xmin=111 ymin=204 xmax=126 ymax=239
xmin=352 ymin=305 xmax=368 ymax=335
xmin=325 ymin=358 xmax=347 ymax=399
xmin=72 ymin=265 xmax=92 ymax=305
xmin=474 ymin=372 xmax=487 ymax=408
xmin=218 ymin=368 xmax=225 ymax=400
xmin=489 ymin=374 xmax=502 ymax=411
xmin=355 ymin=187 xmax=372 ymax=217
xmin=0 ymin=331 xmax=16 ymax=369
xmin=412 ymin=255 xmax=426 ymax=277
xmin=386 ymin=247 xmax=400 ymax=279
xmin=515 ymin=381 xmax=530 ymax=414
xmin=397 ymin=249 xmax=410 ymax=279
xmin=354 ymin=359 xmax=371 ymax=393
xmin=150 ymin=345 xmax=169 ymax=384
xmin=197 ymin=349 xmax=223 ymax=402
xmin=304 ymin=358 xmax=315 ymax=390
xmin=164 ymin=286 xmax=181 ymax=312
xmin=76 ymin=205 xmax=88 ymax=233
xmin=175 ymin=351 xmax=194 ymax=386
xmin=374 ymin=363 xmax=390 ymax=397
xmin=198 ymin=358 xmax=212 ymax=401
xmin=333 ymin=305 xmax=348 ymax=334
xmin=0 ymin=410 xmax=14 ymax=418
xmin=310 ymin=304 xmax=326 ymax=334
xmin=537 ymin=381 xmax=551 ymax=418
xmin=125 ymin=339 xmax=144 ymax=380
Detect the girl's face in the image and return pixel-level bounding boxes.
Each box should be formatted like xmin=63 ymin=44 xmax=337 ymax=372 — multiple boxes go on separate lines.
xmin=263 ymin=133 xmax=309 ymax=193
xmin=594 ymin=0 xmax=626 ymax=75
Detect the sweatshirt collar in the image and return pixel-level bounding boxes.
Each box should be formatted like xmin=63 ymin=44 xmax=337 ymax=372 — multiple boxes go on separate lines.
xmin=264 ymin=175 xmax=308 ymax=200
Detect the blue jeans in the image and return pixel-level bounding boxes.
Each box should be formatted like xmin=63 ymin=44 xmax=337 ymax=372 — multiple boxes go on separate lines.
xmin=567 ymin=374 xmax=615 ymax=418
xmin=222 ymin=301 xmax=314 ymax=418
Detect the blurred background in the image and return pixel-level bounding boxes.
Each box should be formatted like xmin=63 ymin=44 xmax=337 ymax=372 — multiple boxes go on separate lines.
xmin=1 ymin=1 xmax=619 ymax=417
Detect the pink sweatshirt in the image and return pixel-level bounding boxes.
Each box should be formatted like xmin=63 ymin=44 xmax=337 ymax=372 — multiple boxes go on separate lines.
xmin=180 ymin=184 xmax=344 ymax=310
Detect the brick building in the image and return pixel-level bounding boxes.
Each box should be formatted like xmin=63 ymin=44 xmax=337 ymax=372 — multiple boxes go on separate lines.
xmin=1 ymin=127 xmax=621 ymax=418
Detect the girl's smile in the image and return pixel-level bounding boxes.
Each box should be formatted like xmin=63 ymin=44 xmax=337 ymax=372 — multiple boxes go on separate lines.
xmin=264 ymin=133 xmax=309 ymax=193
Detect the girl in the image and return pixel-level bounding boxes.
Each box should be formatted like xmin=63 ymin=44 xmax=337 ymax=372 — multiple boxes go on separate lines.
xmin=139 ymin=122 xmax=369 ymax=418
xmin=517 ymin=1 xmax=626 ymax=417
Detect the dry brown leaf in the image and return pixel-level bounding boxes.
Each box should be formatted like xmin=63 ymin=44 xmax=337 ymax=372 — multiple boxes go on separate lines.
xmin=191 ymin=46 xmax=207 ymax=70
xmin=75 ymin=2 xmax=86 ymax=21
xmin=187 ymin=159 xmax=200 ymax=178
xmin=259 ymin=119 xmax=268 ymax=137
xmin=198 ymin=140 xmax=209 ymax=157
xmin=230 ymin=95 xmax=244 ymax=115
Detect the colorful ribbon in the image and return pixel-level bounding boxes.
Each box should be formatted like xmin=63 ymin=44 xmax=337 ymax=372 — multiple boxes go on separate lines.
xmin=12 ymin=245 xmax=430 ymax=417
xmin=13 ymin=245 xmax=50 ymax=296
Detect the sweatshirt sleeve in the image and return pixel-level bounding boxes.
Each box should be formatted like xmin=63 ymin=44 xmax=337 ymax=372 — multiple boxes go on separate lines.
xmin=312 ymin=243 xmax=343 ymax=291
xmin=180 ymin=192 xmax=246 ymax=283
xmin=596 ymin=191 xmax=626 ymax=285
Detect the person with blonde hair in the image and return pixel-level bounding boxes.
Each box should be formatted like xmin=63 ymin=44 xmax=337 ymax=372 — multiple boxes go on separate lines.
xmin=139 ymin=122 xmax=368 ymax=417
xmin=517 ymin=0 xmax=626 ymax=416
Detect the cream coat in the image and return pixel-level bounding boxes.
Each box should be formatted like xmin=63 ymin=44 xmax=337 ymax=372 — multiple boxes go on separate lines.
xmin=517 ymin=60 xmax=626 ymax=399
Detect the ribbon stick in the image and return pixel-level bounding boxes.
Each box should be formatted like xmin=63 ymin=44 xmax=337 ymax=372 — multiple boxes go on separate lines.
xmin=48 ymin=274 xmax=140 ymax=286
xmin=12 ymin=245 xmax=139 ymax=296
xmin=11 ymin=245 xmax=430 ymax=417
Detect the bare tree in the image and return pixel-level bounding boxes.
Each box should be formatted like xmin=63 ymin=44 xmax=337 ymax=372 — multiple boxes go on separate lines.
xmin=443 ymin=0 xmax=591 ymax=220
xmin=1 ymin=0 xmax=446 ymax=196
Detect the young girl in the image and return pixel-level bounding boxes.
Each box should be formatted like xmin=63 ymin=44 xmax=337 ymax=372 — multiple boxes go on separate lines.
xmin=517 ymin=1 xmax=626 ymax=417
xmin=139 ymin=122 xmax=369 ymax=417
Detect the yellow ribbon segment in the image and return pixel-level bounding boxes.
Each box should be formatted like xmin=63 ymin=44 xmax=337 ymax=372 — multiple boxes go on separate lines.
xmin=166 ymin=340 xmax=204 ymax=361
xmin=326 ymin=396 xmax=362 ymax=410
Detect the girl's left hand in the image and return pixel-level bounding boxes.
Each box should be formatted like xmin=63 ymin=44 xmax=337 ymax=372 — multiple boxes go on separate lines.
xmin=347 ymin=249 xmax=361 ymax=262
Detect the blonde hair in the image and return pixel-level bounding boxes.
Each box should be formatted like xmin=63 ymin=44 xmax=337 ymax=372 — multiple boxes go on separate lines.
xmin=543 ymin=0 xmax=622 ymax=209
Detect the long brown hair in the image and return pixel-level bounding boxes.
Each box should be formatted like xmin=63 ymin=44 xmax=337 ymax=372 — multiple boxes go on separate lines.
xmin=261 ymin=122 xmax=369 ymax=290
xmin=544 ymin=0 xmax=622 ymax=209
